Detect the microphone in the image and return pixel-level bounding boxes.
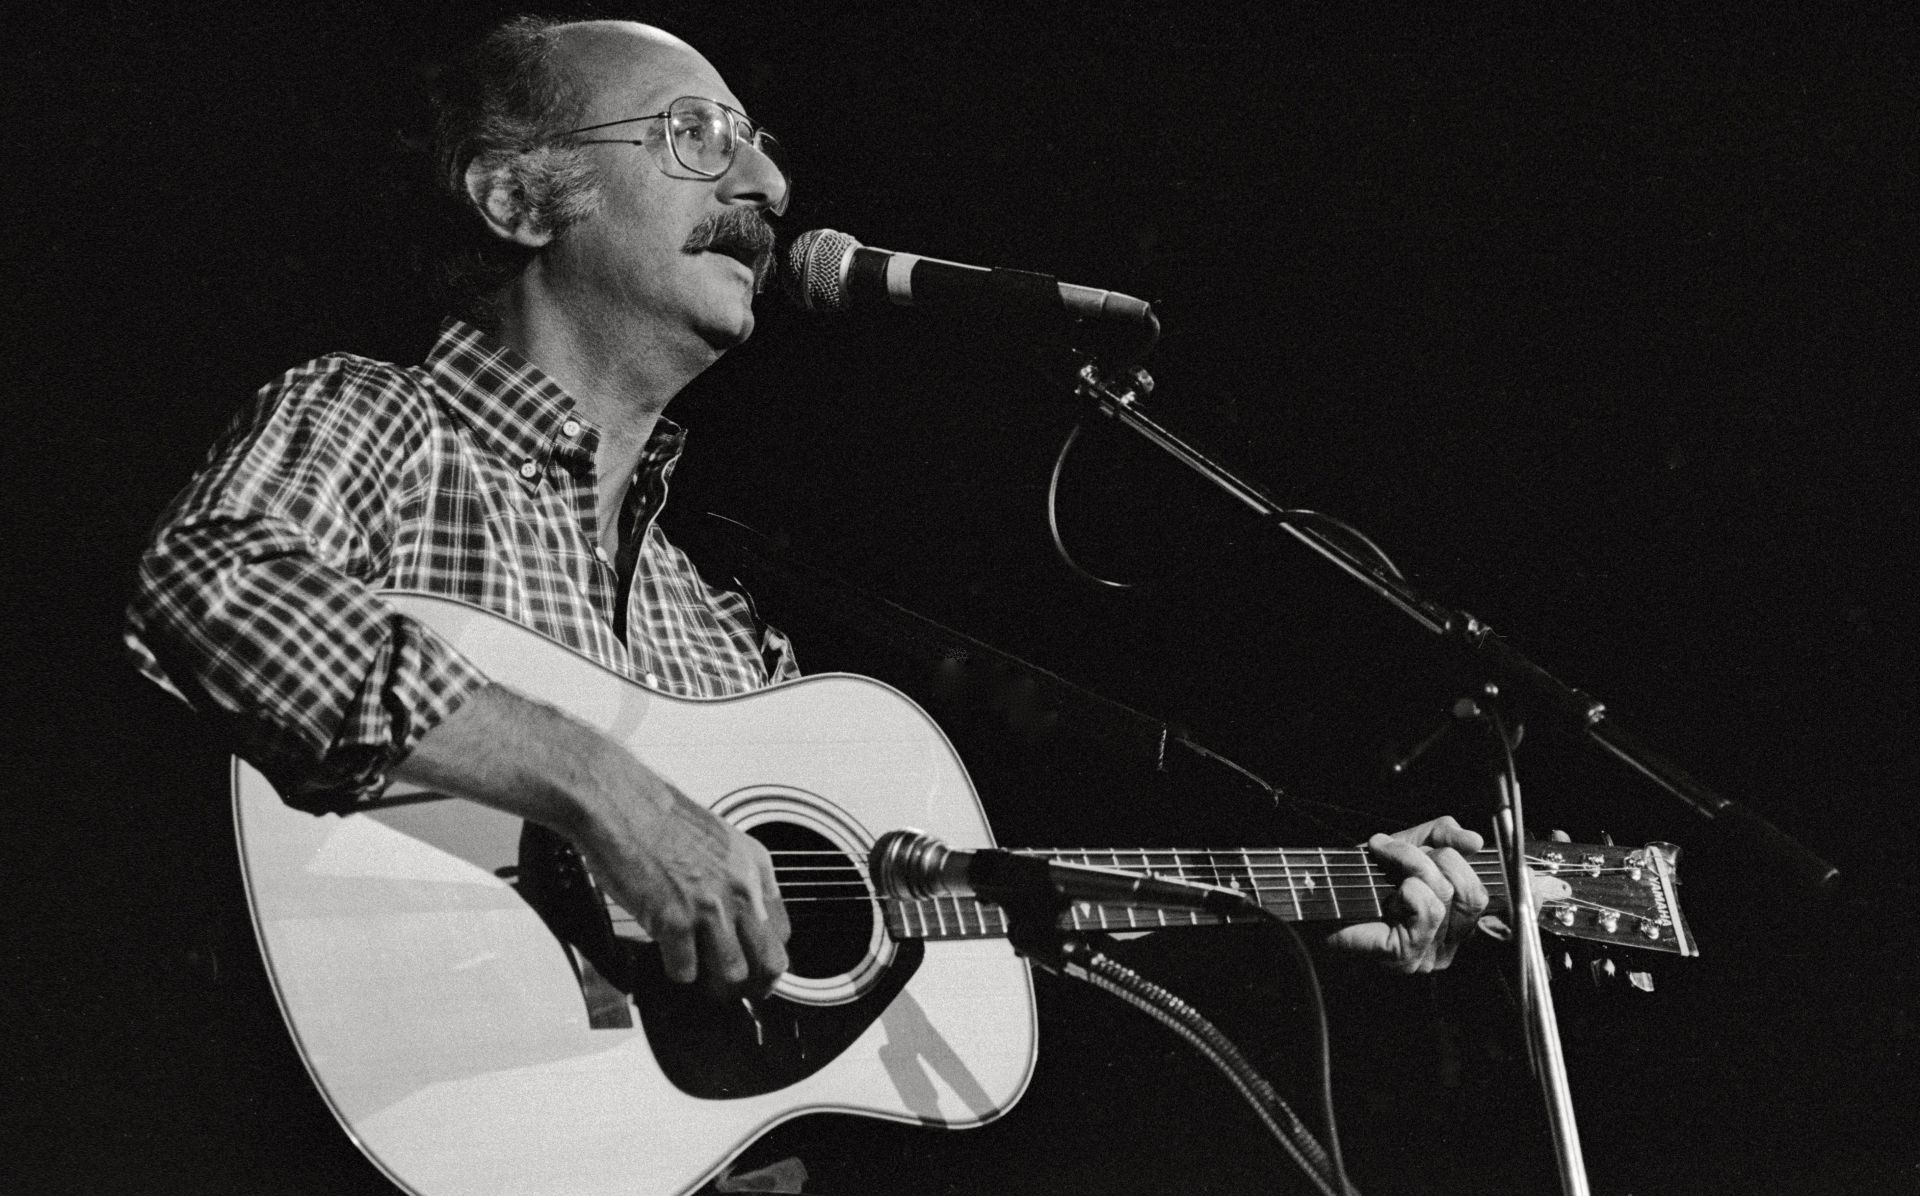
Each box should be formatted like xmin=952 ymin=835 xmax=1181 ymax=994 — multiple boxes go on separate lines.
xmin=783 ymin=228 xmax=1159 ymax=334
xmin=868 ymin=829 xmax=1252 ymax=915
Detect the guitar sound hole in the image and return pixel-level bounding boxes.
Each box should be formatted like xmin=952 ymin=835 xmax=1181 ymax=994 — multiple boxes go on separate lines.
xmin=746 ymin=822 xmax=874 ymax=980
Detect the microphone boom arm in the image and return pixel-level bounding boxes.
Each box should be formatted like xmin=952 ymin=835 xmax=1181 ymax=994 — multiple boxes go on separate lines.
xmin=1066 ymin=357 xmax=1838 ymax=897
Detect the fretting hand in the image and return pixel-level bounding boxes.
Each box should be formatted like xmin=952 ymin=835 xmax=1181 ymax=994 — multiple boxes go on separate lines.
xmin=1325 ymin=815 xmax=1488 ymax=973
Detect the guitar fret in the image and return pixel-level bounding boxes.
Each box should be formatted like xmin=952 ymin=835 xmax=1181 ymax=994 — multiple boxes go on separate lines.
xmin=1138 ymin=851 xmax=1166 ymax=928
xmin=1280 ymin=850 xmax=1331 ymax=921
xmin=1083 ymin=850 xmax=1124 ymax=931
xmin=1202 ymin=849 xmax=1225 ymax=893
xmin=1177 ymin=852 xmax=1200 ymax=927
xmin=1242 ymin=848 xmax=1273 ymax=920
xmin=1319 ymin=848 xmax=1340 ymax=920
xmin=1278 ymin=850 xmax=1303 ymax=921
xmin=1180 ymin=853 xmax=1203 ymax=927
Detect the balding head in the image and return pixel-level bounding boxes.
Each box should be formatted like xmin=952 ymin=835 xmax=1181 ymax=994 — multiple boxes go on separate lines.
xmin=545 ymin=21 xmax=727 ymax=114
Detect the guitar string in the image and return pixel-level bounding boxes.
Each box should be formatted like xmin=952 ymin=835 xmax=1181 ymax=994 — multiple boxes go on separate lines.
xmin=599 ymin=871 xmax=1645 ymax=907
xmin=601 ymin=896 xmax=1648 ymax=919
xmin=761 ymin=858 xmax=1637 ymax=882
xmin=756 ymin=856 xmax=1628 ymax=875
xmin=759 ymin=847 xmax=1635 ymax=857
xmin=757 ymin=872 xmax=1538 ymax=891
xmin=601 ymin=889 xmax=1654 ymax=926
xmin=761 ymin=848 xmax=1626 ymax=860
xmin=761 ymin=848 xmax=1637 ymax=875
xmin=759 ymin=871 xmax=1640 ymax=889
xmin=760 ymin=860 xmax=1635 ymax=875
xmin=760 ymin=868 xmax=1638 ymax=897
xmin=779 ymin=876 xmax=1647 ymax=893
xmin=742 ymin=855 xmax=1640 ymax=891
xmin=600 ymin=901 xmax=1659 ymax=946
xmin=752 ymin=886 xmax=1642 ymax=906
xmin=586 ymin=849 xmax=1650 ymax=921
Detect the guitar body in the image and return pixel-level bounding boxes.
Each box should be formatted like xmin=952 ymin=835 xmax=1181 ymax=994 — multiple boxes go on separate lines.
xmin=235 ymin=593 xmax=1037 ymax=1196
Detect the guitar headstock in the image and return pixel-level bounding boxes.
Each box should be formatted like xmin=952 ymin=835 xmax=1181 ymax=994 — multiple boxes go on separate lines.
xmin=1525 ymin=841 xmax=1697 ymax=958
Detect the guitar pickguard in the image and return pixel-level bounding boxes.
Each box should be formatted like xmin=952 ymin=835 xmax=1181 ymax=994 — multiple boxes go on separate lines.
xmin=625 ymin=939 xmax=926 ymax=1100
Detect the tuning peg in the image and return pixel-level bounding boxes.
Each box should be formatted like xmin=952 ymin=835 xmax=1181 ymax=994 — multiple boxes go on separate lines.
xmin=1628 ymin=971 xmax=1654 ymax=993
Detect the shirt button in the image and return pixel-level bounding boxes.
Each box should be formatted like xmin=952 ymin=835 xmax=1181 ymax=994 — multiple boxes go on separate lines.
xmin=644 ymin=672 xmax=659 ymax=688
xmin=593 ymin=546 xmax=610 ymax=564
xmin=519 ymin=460 xmax=538 ymax=480
xmin=561 ymin=419 xmax=582 ymax=438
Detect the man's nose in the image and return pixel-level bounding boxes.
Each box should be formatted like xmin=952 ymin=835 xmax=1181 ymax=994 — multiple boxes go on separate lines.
xmin=717 ymin=140 xmax=788 ymax=214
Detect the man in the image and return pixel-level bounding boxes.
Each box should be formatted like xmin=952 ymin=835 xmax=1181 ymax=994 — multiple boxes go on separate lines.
xmin=127 ymin=16 xmax=1485 ymax=1016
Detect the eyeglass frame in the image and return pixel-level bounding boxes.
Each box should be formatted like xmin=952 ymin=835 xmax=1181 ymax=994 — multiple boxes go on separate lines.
xmin=560 ymin=96 xmax=791 ymax=215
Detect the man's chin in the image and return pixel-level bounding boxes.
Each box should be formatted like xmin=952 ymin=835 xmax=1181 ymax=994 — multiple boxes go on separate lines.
xmin=697 ymin=307 xmax=756 ymax=352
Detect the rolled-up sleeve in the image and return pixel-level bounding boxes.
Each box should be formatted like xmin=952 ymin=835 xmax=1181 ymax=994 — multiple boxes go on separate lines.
xmin=126 ymin=356 xmax=489 ymax=814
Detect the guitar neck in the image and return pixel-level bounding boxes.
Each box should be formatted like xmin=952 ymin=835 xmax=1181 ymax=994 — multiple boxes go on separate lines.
xmin=882 ymin=846 xmax=1509 ymax=942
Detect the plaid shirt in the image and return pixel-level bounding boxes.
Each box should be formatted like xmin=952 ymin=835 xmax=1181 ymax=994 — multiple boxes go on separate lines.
xmin=126 ymin=318 xmax=799 ymax=814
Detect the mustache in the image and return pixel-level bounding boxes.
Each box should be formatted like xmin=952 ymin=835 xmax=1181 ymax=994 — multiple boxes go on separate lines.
xmin=683 ymin=208 xmax=778 ymax=292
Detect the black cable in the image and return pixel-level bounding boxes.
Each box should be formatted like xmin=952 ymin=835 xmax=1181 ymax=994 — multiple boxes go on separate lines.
xmin=1262 ymin=909 xmax=1353 ymax=1195
xmin=1045 ymin=420 xmax=1407 ymax=589
xmin=1047 ymin=917 xmax=1357 ymax=1196
xmin=1045 ymin=421 xmax=1134 ymax=589
xmin=1069 ymin=945 xmax=1349 ymax=1196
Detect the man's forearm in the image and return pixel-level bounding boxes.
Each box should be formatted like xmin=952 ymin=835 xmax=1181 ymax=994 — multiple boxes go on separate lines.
xmin=391 ymin=681 xmax=791 ymax=995
xmin=391 ymin=681 xmax=644 ymax=836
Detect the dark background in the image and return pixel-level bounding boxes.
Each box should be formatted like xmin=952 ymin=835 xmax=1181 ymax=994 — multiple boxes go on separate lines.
xmin=8 ymin=2 xmax=1918 ymax=1193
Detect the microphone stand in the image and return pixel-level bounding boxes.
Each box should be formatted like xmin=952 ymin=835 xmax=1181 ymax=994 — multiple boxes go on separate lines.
xmin=1062 ymin=354 xmax=1838 ymax=899
xmin=1463 ymin=691 xmax=1589 ymax=1194
xmin=1050 ymin=348 xmax=1837 ymax=1195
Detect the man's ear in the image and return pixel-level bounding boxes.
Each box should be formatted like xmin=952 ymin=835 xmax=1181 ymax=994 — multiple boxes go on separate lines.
xmin=463 ymin=155 xmax=555 ymax=249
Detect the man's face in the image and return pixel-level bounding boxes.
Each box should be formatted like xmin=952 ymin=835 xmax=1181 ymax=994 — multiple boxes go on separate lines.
xmin=542 ymin=24 xmax=784 ymax=355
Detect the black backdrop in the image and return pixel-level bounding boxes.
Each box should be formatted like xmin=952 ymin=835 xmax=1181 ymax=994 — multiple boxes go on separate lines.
xmin=9 ymin=3 xmax=1918 ymax=1193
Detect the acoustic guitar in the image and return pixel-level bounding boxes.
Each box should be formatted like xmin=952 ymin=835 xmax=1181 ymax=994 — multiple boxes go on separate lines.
xmin=235 ymin=592 xmax=1694 ymax=1195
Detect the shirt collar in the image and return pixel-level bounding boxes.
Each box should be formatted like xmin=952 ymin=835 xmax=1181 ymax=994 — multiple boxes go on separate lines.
xmin=427 ymin=318 xmax=577 ymax=476
xmin=424 ymin=317 xmax=688 ymax=488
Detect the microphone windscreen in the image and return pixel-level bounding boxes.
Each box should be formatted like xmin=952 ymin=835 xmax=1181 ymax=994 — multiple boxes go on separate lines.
xmin=782 ymin=228 xmax=860 ymax=312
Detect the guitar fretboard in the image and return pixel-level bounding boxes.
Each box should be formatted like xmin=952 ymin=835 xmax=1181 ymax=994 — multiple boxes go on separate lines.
xmin=882 ymin=847 xmax=1507 ymax=942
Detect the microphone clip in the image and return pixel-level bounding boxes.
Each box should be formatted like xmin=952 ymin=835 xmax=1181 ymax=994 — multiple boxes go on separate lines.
xmin=963 ymin=851 xmax=1077 ymax=965
xmin=1074 ymin=356 xmax=1156 ymax=412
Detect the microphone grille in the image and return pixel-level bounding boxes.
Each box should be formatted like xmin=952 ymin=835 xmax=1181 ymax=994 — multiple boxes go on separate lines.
xmin=782 ymin=228 xmax=859 ymax=312
xmin=868 ymin=828 xmax=945 ymax=900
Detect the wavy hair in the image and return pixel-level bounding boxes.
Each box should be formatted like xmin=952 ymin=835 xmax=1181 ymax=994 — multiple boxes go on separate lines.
xmin=430 ymin=15 xmax=604 ymax=329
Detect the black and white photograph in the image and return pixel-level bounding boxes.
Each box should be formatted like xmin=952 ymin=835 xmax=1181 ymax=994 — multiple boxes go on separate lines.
xmin=8 ymin=4 xmax=1916 ymax=1192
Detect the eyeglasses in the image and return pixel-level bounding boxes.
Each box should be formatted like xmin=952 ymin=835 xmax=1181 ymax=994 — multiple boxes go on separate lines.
xmin=562 ymin=96 xmax=791 ymax=215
